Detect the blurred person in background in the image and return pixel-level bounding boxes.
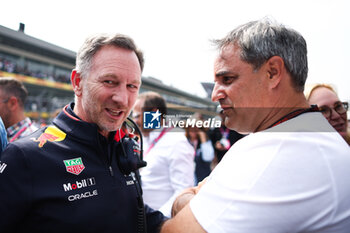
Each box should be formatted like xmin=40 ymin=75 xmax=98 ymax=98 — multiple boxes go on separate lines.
xmin=0 ymin=33 xmax=165 ymax=233
xmin=209 ymin=108 xmax=245 ymax=166
xmin=133 ymin=91 xmax=194 ymax=217
xmin=306 ymin=84 xmax=349 ymax=145
xmin=0 ymin=77 xmax=38 ymax=142
xmin=0 ymin=116 xmax=7 ymax=153
xmin=161 ymin=18 xmax=350 ymax=233
xmin=185 ymin=115 xmax=214 ymax=184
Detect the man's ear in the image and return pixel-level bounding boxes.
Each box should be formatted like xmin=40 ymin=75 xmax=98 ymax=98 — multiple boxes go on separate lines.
xmin=71 ymin=70 xmax=83 ymax=97
xmin=7 ymin=96 xmax=18 ymax=111
xmin=266 ymin=56 xmax=284 ymax=89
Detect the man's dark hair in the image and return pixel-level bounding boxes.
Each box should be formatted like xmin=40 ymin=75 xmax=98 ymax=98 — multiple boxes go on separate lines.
xmin=0 ymin=77 xmax=28 ymax=107
xmin=138 ymin=91 xmax=167 ymax=116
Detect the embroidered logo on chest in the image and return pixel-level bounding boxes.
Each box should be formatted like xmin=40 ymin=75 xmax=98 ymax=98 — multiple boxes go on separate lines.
xmin=63 ymin=157 xmax=85 ymax=175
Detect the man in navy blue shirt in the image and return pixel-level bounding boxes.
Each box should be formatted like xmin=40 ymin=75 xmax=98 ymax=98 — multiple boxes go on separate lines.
xmin=0 ymin=33 xmax=165 ymax=233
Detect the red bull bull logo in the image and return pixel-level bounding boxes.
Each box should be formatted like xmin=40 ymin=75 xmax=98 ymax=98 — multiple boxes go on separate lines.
xmin=63 ymin=157 xmax=85 ymax=175
xmin=32 ymin=126 xmax=66 ymax=147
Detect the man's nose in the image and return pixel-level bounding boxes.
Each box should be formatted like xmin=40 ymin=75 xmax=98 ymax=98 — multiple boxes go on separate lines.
xmin=112 ymin=86 xmax=128 ymax=106
xmin=211 ymin=83 xmax=226 ymax=102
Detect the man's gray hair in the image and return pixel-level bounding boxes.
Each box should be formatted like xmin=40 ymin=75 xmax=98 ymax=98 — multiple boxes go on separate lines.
xmin=75 ymin=33 xmax=144 ymax=78
xmin=214 ymin=18 xmax=308 ymax=92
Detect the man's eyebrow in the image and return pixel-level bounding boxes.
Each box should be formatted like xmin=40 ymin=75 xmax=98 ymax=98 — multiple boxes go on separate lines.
xmin=215 ymin=70 xmax=231 ymax=77
xmin=130 ymin=78 xmax=141 ymax=85
xmin=100 ymin=73 xmax=118 ymax=79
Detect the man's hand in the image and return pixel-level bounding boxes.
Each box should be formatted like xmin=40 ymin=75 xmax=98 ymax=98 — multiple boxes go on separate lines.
xmin=215 ymin=141 xmax=225 ymax=151
xmin=171 ymin=178 xmax=208 ymax=217
xmin=162 ymin=178 xmax=208 ymax=233
xmin=171 ymin=188 xmax=195 ymax=217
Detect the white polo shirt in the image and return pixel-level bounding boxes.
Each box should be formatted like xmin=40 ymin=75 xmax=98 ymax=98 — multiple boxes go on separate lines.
xmin=190 ymin=112 xmax=350 ymax=233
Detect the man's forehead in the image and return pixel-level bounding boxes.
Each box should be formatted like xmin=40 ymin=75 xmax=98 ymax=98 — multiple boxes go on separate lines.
xmin=92 ymin=45 xmax=141 ymax=72
xmin=214 ymin=45 xmax=245 ymax=72
xmin=218 ymin=44 xmax=241 ymax=60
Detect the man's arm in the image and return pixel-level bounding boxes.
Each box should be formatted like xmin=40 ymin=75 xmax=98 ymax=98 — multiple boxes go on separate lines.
xmin=171 ymin=178 xmax=207 ymax=217
xmin=161 ymin=204 xmax=206 ymax=233
xmin=161 ymin=178 xmax=208 ymax=232
xmin=144 ymin=204 xmax=168 ymax=233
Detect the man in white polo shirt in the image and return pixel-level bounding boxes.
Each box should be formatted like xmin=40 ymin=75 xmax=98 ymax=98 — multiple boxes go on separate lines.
xmin=161 ymin=18 xmax=350 ymax=233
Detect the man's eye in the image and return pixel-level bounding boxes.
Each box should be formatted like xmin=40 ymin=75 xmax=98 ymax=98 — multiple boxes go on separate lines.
xmin=104 ymin=80 xmax=113 ymax=85
xmin=127 ymin=84 xmax=138 ymax=89
xmin=222 ymin=76 xmax=236 ymax=84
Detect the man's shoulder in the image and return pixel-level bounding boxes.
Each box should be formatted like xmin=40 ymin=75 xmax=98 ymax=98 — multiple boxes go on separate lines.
xmin=20 ymin=124 xmax=40 ymax=138
xmin=229 ymin=119 xmax=349 ymax=160
xmin=266 ymin=112 xmax=334 ymax=133
xmin=0 ymin=130 xmax=44 ymax=164
xmin=12 ymin=126 xmax=46 ymax=142
xmin=6 ymin=125 xmax=67 ymax=152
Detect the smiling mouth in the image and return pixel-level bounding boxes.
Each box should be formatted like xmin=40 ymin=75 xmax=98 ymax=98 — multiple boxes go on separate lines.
xmin=106 ymin=109 xmax=123 ymax=117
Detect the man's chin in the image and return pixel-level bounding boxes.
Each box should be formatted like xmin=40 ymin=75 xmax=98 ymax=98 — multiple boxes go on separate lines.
xmin=99 ymin=121 xmax=125 ymax=133
xmin=225 ymin=118 xmax=238 ymax=130
xmin=225 ymin=120 xmax=250 ymax=134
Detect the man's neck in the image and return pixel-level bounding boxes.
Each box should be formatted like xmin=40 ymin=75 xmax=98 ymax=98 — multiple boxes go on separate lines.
xmin=9 ymin=113 xmax=26 ymax=129
xmin=255 ymin=94 xmax=310 ymax=132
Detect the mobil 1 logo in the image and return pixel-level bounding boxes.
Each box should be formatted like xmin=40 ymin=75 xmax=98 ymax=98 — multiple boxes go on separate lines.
xmin=63 ymin=177 xmax=96 ymax=192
